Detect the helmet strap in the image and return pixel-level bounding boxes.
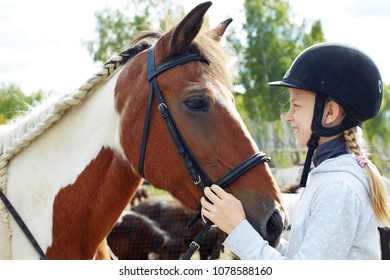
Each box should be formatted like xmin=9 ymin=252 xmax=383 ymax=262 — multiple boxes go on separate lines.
xmin=312 ymin=92 xmax=361 ymax=137
xmin=298 ymin=93 xmax=326 ymax=188
xmin=299 ymin=133 xmax=319 ymax=188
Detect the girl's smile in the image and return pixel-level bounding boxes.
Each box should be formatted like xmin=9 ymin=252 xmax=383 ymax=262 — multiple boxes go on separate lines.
xmin=285 ymin=88 xmax=315 ymax=148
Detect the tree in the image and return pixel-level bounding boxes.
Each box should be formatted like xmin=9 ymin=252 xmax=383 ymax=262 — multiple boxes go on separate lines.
xmin=230 ymin=0 xmax=325 ymax=165
xmin=0 ymin=83 xmax=43 ymax=124
xmin=303 ymin=20 xmax=325 ymax=46
xmin=239 ymin=0 xmax=325 ymax=122
xmin=83 ymin=7 xmax=150 ymax=64
xmin=83 ymin=0 xmax=185 ymax=65
xmin=240 ymin=0 xmax=298 ymax=122
xmin=364 ymin=84 xmax=390 ymax=174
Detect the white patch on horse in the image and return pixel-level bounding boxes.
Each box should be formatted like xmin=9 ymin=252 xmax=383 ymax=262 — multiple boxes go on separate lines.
xmin=215 ymin=80 xmax=258 ymax=150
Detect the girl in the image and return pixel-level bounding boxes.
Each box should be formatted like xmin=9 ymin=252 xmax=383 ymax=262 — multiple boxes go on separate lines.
xmin=201 ymin=42 xmax=390 ymax=259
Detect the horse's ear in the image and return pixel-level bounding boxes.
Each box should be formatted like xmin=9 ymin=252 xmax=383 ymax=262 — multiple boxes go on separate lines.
xmin=168 ymin=1 xmax=212 ymax=55
xmin=208 ymin=18 xmax=233 ymax=42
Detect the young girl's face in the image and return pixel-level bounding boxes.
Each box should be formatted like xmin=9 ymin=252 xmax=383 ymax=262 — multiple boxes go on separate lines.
xmin=285 ymin=88 xmax=315 ymax=148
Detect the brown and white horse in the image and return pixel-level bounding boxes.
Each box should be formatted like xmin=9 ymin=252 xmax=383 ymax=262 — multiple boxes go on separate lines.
xmin=0 ymin=2 xmax=287 ymax=259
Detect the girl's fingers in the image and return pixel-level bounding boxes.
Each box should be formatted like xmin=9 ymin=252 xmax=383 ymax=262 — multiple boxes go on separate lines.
xmin=204 ymin=184 xmax=228 ymax=203
xmin=201 ymin=186 xmax=246 ymax=234
xmin=204 ymin=186 xmax=220 ymax=204
xmin=200 ymin=196 xmax=210 ymax=210
xmin=210 ymin=184 xmax=228 ymax=198
xmin=200 ymin=197 xmax=213 ymax=220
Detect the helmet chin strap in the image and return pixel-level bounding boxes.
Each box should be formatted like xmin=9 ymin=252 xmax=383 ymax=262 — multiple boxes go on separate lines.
xmin=299 ymin=93 xmax=326 ymax=188
xmin=299 ymin=133 xmax=319 ymax=188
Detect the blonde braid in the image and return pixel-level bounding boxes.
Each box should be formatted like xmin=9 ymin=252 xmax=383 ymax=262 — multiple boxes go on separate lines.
xmin=344 ymin=127 xmax=390 ymax=228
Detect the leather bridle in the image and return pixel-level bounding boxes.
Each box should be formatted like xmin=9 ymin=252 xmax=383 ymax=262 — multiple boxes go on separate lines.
xmin=139 ymin=46 xmax=271 ymax=259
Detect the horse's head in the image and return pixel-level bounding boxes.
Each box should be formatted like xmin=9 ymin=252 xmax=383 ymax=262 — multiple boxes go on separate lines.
xmin=115 ymin=2 xmax=287 ymax=247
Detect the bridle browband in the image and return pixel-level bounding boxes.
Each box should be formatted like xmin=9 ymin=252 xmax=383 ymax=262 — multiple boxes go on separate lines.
xmin=139 ymin=46 xmax=271 ymax=259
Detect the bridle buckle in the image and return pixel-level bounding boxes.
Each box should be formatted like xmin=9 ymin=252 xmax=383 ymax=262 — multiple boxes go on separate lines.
xmin=194 ymin=175 xmax=202 ymax=185
xmin=190 ymin=241 xmax=200 ymax=251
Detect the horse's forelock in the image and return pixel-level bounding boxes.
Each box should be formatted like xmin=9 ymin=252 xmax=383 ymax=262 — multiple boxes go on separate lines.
xmin=195 ymin=31 xmax=238 ymax=92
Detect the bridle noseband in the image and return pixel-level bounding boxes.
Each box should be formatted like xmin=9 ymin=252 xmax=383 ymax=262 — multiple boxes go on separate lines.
xmin=139 ymin=46 xmax=271 ymax=259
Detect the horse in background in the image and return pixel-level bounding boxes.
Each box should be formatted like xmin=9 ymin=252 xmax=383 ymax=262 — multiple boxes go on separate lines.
xmin=107 ymin=210 xmax=182 ymax=260
xmin=129 ymin=186 xmax=149 ymax=207
xmin=131 ymin=198 xmax=221 ymax=259
xmin=0 ymin=2 xmax=286 ymax=259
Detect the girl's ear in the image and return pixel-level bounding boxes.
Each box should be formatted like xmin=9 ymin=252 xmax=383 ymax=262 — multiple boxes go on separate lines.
xmin=322 ymin=101 xmax=345 ymax=127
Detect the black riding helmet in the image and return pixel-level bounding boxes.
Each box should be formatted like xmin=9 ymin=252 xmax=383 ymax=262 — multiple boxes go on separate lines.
xmin=269 ymin=42 xmax=383 ymax=187
xmin=270 ymin=42 xmax=383 ymax=135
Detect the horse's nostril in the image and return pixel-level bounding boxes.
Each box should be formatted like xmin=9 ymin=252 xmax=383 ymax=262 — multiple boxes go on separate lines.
xmin=265 ymin=210 xmax=284 ymax=247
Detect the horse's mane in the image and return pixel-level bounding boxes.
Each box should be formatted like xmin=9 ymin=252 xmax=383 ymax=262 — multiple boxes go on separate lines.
xmin=195 ymin=32 xmax=238 ymax=92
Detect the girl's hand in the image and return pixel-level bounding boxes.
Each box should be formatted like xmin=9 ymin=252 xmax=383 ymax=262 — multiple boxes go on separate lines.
xmin=200 ymin=184 xmax=246 ymax=234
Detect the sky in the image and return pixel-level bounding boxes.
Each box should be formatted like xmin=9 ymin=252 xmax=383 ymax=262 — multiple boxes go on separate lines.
xmin=0 ymin=0 xmax=389 ymax=95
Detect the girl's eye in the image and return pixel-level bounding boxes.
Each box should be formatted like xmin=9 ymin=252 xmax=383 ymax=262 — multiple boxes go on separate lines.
xmin=184 ymin=97 xmax=210 ymax=112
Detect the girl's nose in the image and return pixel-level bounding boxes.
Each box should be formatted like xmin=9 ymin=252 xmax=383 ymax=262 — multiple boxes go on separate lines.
xmin=284 ymin=108 xmax=293 ymax=122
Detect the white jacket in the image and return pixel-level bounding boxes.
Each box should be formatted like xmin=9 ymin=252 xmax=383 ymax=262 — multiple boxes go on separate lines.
xmin=224 ymin=154 xmax=380 ymax=259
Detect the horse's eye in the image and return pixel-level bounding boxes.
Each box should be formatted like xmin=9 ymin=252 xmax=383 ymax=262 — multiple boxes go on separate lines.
xmin=184 ymin=97 xmax=210 ymax=112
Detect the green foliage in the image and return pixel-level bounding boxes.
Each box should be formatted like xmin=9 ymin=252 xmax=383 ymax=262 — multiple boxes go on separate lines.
xmin=230 ymin=0 xmax=326 ymax=168
xmin=83 ymin=7 xmax=151 ymax=64
xmin=0 ymin=83 xmax=43 ymax=124
xmin=239 ymin=0 xmax=301 ymax=122
xmin=82 ymin=0 xmax=185 ymax=65
xmin=363 ymin=84 xmax=390 ymax=174
xmin=143 ymin=183 xmax=169 ymax=197
xmin=303 ymin=20 xmax=325 ymax=46
xmin=237 ymin=0 xmax=325 ymax=123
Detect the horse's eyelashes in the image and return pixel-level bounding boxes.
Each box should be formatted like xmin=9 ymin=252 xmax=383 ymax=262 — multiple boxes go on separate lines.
xmin=184 ymin=97 xmax=210 ymax=112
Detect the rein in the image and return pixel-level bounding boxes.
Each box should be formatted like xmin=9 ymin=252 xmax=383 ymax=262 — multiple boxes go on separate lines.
xmin=0 ymin=191 xmax=48 ymax=259
xmin=139 ymin=47 xmax=271 ymax=260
